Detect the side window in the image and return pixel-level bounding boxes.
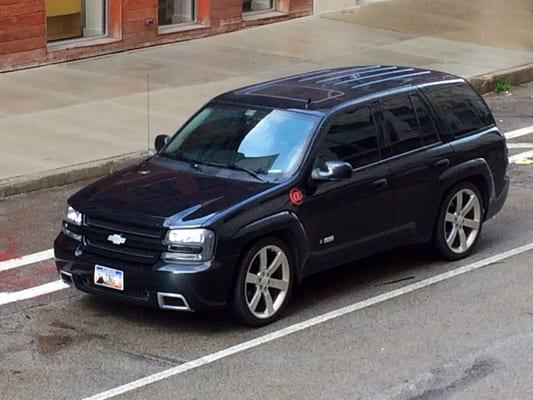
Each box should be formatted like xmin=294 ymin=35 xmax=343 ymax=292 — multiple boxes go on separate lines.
xmin=381 ymin=95 xmax=422 ymax=155
xmin=318 ymin=107 xmax=381 ymax=169
xmin=428 ymin=84 xmax=494 ymax=136
xmin=411 ymin=94 xmax=439 ymax=145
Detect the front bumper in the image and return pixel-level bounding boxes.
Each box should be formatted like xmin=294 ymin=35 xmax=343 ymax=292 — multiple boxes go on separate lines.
xmin=54 ymin=233 xmax=238 ymax=311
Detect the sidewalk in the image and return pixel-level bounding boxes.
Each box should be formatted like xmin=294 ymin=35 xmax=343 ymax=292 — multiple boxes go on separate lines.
xmin=1 ymin=0 xmax=533 ymax=189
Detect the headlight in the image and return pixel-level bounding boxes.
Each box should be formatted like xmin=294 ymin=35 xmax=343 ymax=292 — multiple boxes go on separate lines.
xmin=62 ymin=205 xmax=83 ymax=241
xmin=162 ymin=228 xmax=215 ymax=262
xmin=64 ymin=205 xmax=83 ymax=226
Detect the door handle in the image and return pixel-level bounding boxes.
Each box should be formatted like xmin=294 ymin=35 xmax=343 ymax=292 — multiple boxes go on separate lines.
xmin=435 ymin=158 xmax=450 ymax=168
xmin=372 ymin=178 xmax=388 ymax=189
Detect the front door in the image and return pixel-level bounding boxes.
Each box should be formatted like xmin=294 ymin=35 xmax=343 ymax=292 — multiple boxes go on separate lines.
xmin=299 ymin=105 xmax=395 ymax=270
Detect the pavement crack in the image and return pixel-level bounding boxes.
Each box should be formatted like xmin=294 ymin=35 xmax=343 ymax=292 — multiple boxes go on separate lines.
xmin=377 ymin=276 xmax=416 ymax=286
xmin=100 ymin=342 xmax=187 ymax=367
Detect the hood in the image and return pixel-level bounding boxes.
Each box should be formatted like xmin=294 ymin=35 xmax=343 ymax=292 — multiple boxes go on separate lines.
xmin=70 ymin=157 xmax=274 ymax=227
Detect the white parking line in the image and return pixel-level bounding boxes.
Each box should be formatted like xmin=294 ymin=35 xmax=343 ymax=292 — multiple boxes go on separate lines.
xmin=0 ymin=280 xmax=69 ymax=306
xmin=0 ymin=249 xmax=55 ymax=273
xmin=82 ymin=241 xmax=533 ymax=400
xmin=507 ymin=142 xmax=533 ymax=149
xmin=505 ymin=125 xmax=533 ymax=140
xmin=509 ymin=149 xmax=533 ymax=163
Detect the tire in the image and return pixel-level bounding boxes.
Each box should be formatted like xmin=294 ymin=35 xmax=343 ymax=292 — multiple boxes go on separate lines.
xmin=232 ymin=237 xmax=295 ymax=326
xmin=433 ymin=181 xmax=484 ymax=260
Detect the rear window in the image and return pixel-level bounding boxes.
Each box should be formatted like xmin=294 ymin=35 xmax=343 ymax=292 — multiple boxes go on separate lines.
xmin=428 ymin=84 xmax=493 ymax=136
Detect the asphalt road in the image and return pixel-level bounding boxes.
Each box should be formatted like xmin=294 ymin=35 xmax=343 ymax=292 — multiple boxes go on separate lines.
xmin=1 ymin=84 xmax=533 ymax=400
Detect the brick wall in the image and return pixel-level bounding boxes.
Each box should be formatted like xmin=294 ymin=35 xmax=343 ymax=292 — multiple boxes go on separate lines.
xmin=0 ymin=0 xmax=47 ymax=68
xmin=0 ymin=0 xmax=313 ymax=71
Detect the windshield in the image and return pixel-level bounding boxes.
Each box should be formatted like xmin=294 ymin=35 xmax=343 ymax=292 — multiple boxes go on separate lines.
xmin=161 ymin=103 xmax=319 ymax=181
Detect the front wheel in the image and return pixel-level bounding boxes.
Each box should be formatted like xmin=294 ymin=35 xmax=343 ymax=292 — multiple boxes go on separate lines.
xmin=433 ymin=182 xmax=484 ymax=260
xmin=232 ymin=237 xmax=294 ymax=326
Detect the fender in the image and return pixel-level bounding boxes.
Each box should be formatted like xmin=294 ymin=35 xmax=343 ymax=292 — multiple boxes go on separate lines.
xmin=232 ymin=211 xmax=311 ymax=276
xmin=439 ymin=158 xmax=495 ymax=203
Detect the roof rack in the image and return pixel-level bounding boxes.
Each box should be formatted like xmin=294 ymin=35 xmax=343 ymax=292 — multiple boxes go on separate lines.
xmin=349 ymin=70 xmax=432 ymax=90
xmin=334 ymin=67 xmax=415 ymax=86
xmin=298 ymin=65 xmax=381 ymax=83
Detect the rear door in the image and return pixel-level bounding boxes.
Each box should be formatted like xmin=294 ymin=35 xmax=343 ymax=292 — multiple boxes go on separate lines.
xmin=299 ymin=105 xmax=395 ymax=269
xmin=424 ymin=82 xmax=507 ymax=197
xmin=377 ymin=91 xmax=454 ymax=246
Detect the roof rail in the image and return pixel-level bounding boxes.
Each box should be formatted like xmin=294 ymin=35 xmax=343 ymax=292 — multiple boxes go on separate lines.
xmin=350 ymin=71 xmax=432 ymax=90
xmin=298 ymin=65 xmax=381 ymax=82
xmin=312 ymin=65 xmax=392 ymax=84
xmin=335 ymin=68 xmax=415 ymax=86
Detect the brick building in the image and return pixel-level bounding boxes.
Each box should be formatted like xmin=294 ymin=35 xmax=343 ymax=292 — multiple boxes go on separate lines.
xmin=0 ymin=0 xmax=314 ymax=72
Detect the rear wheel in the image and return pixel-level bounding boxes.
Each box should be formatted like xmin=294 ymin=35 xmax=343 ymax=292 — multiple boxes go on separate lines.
xmin=232 ymin=237 xmax=294 ymax=326
xmin=433 ymin=182 xmax=483 ymax=260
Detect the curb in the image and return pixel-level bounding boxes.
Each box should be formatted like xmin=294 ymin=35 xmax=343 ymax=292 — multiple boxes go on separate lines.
xmin=0 ymin=152 xmax=149 ymax=198
xmin=1 ymin=64 xmax=532 ymax=198
xmin=469 ymin=63 xmax=533 ymax=94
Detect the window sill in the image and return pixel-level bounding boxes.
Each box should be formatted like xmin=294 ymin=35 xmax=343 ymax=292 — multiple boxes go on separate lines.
xmin=47 ymin=37 xmax=120 ymax=52
xmin=158 ymin=23 xmax=209 ymax=35
xmin=242 ymin=10 xmax=287 ymax=22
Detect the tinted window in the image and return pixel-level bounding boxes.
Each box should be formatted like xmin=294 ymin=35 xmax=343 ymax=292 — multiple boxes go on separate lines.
xmin=162 ymin=104 xmax=318 ymax=180
xmin=319 ymin=107 xmax=380 ymax=169
xmin=411 ymin=95 xmax=439 ymax=145
xmin=429 ymin=84 xmax=493 ymax=136
xmin=381 ymin=95 xmax=422 ymax=155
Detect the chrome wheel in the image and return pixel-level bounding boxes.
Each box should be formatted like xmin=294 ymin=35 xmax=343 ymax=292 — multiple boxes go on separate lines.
xmin=444 ymin=188 xmax=482 ymax=254
xmin=244 ymin=245 xmax=290 ymax=319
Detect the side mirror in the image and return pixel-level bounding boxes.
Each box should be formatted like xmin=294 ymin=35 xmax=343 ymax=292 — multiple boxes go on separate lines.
xmin=311 ymin=160 xmax=352 ymax=181
xmin=154 ymin=134 xmax=170 ymax=153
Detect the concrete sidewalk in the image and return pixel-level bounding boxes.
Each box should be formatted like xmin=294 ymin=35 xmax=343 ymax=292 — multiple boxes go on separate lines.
xmin=1 ymin=0 xmax=533 ymax=188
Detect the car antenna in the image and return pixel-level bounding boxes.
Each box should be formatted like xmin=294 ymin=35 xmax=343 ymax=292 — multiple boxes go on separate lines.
xmin=305 ymin=97 xmax=313 ymax=109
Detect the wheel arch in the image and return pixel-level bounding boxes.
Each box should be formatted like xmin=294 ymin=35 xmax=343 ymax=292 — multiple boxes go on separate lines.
xmin=438 ymin=158 xmax=494 ymax=215
xmin=231 ymin=211 xmax=310 ymax=275
xmin=226 ymin=211 xmax=310 ymax=305
xmin=433 ymin=159 xmax=494 ymax=239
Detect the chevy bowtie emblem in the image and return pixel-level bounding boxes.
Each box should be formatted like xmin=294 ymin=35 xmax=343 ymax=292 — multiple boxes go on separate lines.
xmin=107 ymin=233 xmax=127 ymax=245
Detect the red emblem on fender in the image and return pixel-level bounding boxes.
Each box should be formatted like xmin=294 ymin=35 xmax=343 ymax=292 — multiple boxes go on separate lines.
xmin=289 ymin=188 xmax=303 ymax=206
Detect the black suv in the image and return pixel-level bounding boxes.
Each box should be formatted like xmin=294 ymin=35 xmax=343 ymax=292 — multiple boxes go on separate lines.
xmin=54 ymin=66 xmax=509 ymax=326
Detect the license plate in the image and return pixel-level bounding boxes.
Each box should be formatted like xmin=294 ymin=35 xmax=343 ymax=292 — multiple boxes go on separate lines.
xmin=94 ymin=265 xmax=124 ymax=291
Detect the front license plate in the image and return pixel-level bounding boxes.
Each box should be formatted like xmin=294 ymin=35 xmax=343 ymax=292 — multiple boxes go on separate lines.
xmin=94 ymin=265 xmax=124 ymax=291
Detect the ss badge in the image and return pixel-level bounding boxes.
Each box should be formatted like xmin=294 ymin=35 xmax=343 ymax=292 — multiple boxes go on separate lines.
xmin=319 ymin=235 xmax=335 ymax=245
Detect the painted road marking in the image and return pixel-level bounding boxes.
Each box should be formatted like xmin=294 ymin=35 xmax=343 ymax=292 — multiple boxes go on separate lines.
xmin=505 ymin=125 xmax=533 ymax=140
xmin=0 ymin=280 xmax=69 ymax=306
xmin=83 ymin=241 xmax=533 ymax=400
xmin=507 ymin=142 xmax=533 ymax=149
xmin=0 ymin=249 xmax=55 ymax=273
xmin=515 ymin=158 xmax=533 ymax=165
xmin=509 ymin=149 xmax=533 ymax=164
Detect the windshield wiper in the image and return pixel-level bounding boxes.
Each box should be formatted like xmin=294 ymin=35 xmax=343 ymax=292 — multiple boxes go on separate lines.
xmin=163 ymin=151 xmax=203 ymax=171
xmin=227 ymin=163 xmax=268 ymax=183
xmin=202 ymin=161 xmax=267 ymax=183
